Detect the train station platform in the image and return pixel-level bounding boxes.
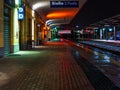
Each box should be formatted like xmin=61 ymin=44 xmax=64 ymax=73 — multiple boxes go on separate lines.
xmin=77 ymin=39 xmax=120 ymax=54
xmin=0 ymin=40 xmax=120 ymax=90
xmin=0 ymin=41 xmax=94 ymax=90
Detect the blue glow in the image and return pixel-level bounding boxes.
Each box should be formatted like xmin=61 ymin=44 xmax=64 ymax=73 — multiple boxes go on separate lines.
xmin=18 ymin=7 xmax=24 ymax=20
xmin=109 ymin=28 xmax=113 ymax=32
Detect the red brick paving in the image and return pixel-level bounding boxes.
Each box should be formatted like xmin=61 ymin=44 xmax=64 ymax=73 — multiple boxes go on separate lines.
xmin=0 ymin=42 xmax=94 ymax=90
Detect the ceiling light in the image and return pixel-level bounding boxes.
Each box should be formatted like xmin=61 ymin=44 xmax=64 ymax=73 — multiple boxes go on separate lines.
xmin=32 ymin=2 xmax=49 ymax=10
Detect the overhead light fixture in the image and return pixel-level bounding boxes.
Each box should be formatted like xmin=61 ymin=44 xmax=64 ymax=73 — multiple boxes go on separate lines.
xmin=46 ymin=19 xmax=64 ymax=25
xmin=46 ymin=12 xmax=73 ymax=19
xmin=32 ymin=2 xmax=49 ymax=10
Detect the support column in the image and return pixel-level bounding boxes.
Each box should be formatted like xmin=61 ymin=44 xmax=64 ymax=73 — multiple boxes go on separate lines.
xmin=100 ymin=29 xmax=102 ymax=39
xmin=113 ymin=26 xmax=116 ymax=40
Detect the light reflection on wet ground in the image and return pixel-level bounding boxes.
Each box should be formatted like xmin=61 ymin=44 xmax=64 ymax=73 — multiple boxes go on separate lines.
xmin=77 ymin=43 xmax=120 ymax=65
xmin=74 ymin=43 xmax=120 ymax=87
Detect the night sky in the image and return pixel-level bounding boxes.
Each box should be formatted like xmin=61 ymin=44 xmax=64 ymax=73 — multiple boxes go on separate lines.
xmin=70 ymin=0 xmax=120 ymax=28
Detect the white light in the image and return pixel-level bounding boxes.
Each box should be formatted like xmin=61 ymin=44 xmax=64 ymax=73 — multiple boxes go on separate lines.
xmin=58 ymin=30 xmax=71 ymax=34
xmin=46 ymin=19 xmax=65 ymax=25
xmin=94 ymin=51 xmax=98 ymax=55
xmin=104 ymin=55 xmax=110 ymax=60
xmin=19 ymin=14 xmax=24 ymax=19
xmin=77 ymin=30 xmax=80 ymax=33
xmin=46 ymin=20 xmax=55 ymax=25
xmin=15 ymin=0 xmax=19 ymax=5
xmin=109 ymin=28 xmax=113 ymax=32
xmin=32 ymin=2 xmax=49 ymax=10
xmin=18 ymin=8 xmax=23 ymax=12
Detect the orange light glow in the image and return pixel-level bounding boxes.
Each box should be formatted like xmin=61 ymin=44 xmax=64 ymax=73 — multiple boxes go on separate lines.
xmin=46 ymin=11 xmax=75 ymax=19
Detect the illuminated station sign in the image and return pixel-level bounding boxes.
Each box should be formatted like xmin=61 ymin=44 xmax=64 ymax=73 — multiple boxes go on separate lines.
xmin=58 ymin=30 xmax=71 ymax=34
xmin=18 ymin=7 xmax=24 ymax=20
xmin=50 ymin=1 xmax=79 ymax=8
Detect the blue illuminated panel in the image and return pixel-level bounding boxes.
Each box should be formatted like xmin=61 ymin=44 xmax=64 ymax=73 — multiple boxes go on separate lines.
xmin=50 ymin=1 xmax=79 ymax=8
xmin=18 ymin=7 xmax=24 ymax=20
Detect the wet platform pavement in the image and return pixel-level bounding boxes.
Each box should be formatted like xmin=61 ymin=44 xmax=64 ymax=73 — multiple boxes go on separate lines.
xmin=0 ymin=42 xmax=94 ymax=90
xmin=69 ymin=40 xmax=120 ymax=89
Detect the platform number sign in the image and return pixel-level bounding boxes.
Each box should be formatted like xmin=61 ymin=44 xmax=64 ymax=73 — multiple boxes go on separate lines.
xmin=18 ymin=7 xmax=24 ymax=20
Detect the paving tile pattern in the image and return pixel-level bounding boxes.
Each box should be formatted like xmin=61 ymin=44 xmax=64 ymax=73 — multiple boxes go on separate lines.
xmin=0 ymin=43 xmax=94 ymax=90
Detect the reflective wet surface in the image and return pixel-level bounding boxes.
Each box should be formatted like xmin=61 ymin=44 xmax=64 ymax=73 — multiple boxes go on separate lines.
xmin=0 ymin=40 xmax=120 ymax=89
xmin=73 ymin=42 xmax=120 ymax=88
xmin=0 ymin=41 xmax=94 ymax=90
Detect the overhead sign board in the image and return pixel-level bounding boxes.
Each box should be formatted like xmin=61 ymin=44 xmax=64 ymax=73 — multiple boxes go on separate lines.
xmin=50 ymin=1 xmax=79 ymax=8
xmin=18 ymin=7 xmax=24 ymax=20
xmin=58 ymin=30 xmax=71 ymax=34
